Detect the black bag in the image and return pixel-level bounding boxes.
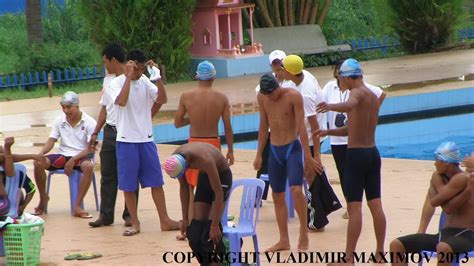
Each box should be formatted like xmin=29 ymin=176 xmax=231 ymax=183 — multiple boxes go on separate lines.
xmin=306 ymin=171 xmax=342 ymax=230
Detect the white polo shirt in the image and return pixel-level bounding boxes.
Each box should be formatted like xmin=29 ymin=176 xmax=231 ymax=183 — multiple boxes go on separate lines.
xmin=322 ymin=80 xmax=384 ymax=145
xmin=110 ymin=74 xmax=158 ymax=143
xmin=285 ymin=70 xmax=327 ymax=146
xmin=99 ymin=74 xmax=119 ymax=126
xmin=49 ymin=112 xmax=97 ymax=156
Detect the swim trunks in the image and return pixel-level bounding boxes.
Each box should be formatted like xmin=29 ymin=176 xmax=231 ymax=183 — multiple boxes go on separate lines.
xmin=344 ymin=147 xmax=381 ymax=202
xmin=186 ymin=137 xmax=221 ymax=187
xmin=268 ymin=139 xmax=304 ymax=193
xmin=194 ymin=168 xmax=232 ymax=204
xmin=397 ymin=227 xmax=474 ymax=253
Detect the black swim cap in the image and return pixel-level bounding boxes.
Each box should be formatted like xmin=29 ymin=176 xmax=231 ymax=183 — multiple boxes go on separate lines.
xmin=259 ymin=73 xmax=279 ymax=95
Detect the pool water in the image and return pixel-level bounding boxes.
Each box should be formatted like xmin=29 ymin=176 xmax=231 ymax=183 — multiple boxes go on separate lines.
xmin=229 ymin=113 xmax=474 ymax=161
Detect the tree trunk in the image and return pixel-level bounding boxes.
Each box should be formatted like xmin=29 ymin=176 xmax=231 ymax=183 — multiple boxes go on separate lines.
xmin=317 ymin=0 xmax=331 ymax=26
xmin=26 ymin=0 xmax=43 ymax=45
xmin=302 ymin=0 xmax=312 ymax=24
xmin=273 ymin=0 xmax=281 ymax=26
xmin=282 ymin=0 xmax=288 ymax=26
xmin=309 ymin=0 xmax=320 ymax=24
xmin=256 ymin=0 xmax=274 ymax=27
xmin=299 ymin=0 xmax=306 ymax=24
xmin=288 ymin=0 xmax=294 ymax=25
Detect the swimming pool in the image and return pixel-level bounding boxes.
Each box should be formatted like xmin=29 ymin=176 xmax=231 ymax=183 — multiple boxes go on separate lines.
xmin=227 ymin=113 xmax=474 ymax=161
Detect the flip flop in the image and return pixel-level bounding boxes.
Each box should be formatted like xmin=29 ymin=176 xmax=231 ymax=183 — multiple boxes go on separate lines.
xmin=33 ymin=207 xmax=45 ymax=216
xmin=123 ymin=228 xmax=140 ymax=236
xmin=64 ymin=253 xmax=81 ymax=260
xmin=76 ymin=252 xmax=102 ymax=260
xmin=227 ymin=215 xmax=235 ymax=221
xmin=73 ymin=212 xmax=93 ymax=219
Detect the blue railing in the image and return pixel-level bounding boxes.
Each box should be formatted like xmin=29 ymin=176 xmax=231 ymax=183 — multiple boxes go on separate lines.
xmin=459 ymin=28 xmax=474 ymax=40
xmin=0 ymin=66 xmax=105 ymax=90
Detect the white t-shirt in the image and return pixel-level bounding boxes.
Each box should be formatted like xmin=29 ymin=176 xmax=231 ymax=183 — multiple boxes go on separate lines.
xmin=99 ymin=74 xmax=119 ymax=126
xmin=285 ymin=70 xmax=327 ymax=146
xmin=322 ymin=80 xmax=384 ymax=145
xmin=49 ymin=112 xmax=97 ymax=156
xmin=110 ymin=74 xmax=158 ymax=143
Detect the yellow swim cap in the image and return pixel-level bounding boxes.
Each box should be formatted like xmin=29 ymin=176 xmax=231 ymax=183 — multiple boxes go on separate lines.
xmin=283 ymin=55 xmax=304 ymax=75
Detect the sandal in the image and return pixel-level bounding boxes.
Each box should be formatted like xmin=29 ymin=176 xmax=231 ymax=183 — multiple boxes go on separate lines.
xmin=123 ymin=228 xmax=140 ymax=236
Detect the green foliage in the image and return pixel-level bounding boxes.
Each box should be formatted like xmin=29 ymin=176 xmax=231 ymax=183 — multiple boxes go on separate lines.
xmin=0 ymin=0 xmax=100 ymax=75
xmin=78 ymin=0 xmax=196 ymax=82
xmin=388 ymin=0 xmax=466 ymax=53
xmin=323 ymin=0 xmax=394 ymax=43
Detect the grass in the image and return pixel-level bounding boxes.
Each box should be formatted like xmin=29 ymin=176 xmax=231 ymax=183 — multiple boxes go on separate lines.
xmin=0 ymin=79 xmax=102 ymax=102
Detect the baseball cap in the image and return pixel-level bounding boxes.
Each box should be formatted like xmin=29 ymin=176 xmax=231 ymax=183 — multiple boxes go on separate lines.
xmin=269 ymin=50 xmax=286 ymax=65
xmin=338 ymin=58 xmax=363 ymax=77
xmin=282 ymin=55 xmax=304 ymax=75
xmin=196 ymin=60 xmax=216 ymax=80
xmin=259 ymin=73 xmax=279 ymax=95
xmin=434 ymin=142 xmax=462 ymax=164
xmin=60 ymin=91 xmax=79 ymax=106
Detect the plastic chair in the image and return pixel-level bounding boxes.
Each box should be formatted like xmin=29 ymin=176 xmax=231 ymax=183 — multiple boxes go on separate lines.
xmin=260 ymin=174 xmax=308 ymax=219
xmin=45 ymin=169 xmax=99 ymax=214
xmin=418 ymin=212 xmax=474 ymax=266
xmin=222 ymin=178 xmax=265 ymax=266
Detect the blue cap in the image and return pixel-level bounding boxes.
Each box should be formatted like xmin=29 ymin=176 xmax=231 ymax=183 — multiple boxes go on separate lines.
xmin=196 ymin=61 xmax=216 ymax=80
xmin=339 ymin=58 xmax=363 ymax=77
xmin=434 ymin=141 xmax=462 ymax=164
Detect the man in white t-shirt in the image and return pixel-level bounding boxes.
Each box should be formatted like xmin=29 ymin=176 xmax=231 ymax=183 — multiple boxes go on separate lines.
xmin=112 ymin=49 xmax=179 ymax=236
xmin=88 ymin=43 xmax=139 ymax=228
xmin=33 ymin=91 xmax=97 ymax=218
xmin=322 ymin=58 xmax=386 ymax=219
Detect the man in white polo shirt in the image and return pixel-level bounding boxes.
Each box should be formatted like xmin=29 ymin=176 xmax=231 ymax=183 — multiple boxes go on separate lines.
xmin=33 ymin=91 xmax=97 ymax=218
xmin=113 ymin=49 xmax=179 ymax=236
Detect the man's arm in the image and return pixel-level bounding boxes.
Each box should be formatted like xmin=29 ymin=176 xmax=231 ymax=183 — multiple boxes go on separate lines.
xmin=378 ymin=92 xmax=387 ymax=106
xmin=202 ymin=159 xmax=224 ymax=243
xmin=429 ymin=173 xmax=467 ymax=207
xmin=307 ymin=115 xmax=321 ymax=159
xmin=154 ymin=79 xmax=167 ymax=105
xmin=174 ymin=95 xmax=190 ymax=128
xmin=3 ymin=137 xmax=15 ymax=177
xmin=222 ymin=96 xmax=234 ymax=165
xmin=39 ymin=138 xmax=57 ymax=155
xmin=327 ymin=126 xmax=349 ymax=137
xmin=441 ymin=177 xmax=471 ymax=214
xmin=178 ymin=177 xmax=190 ymax=223
xmin=90 ymin=106 xmax=107 ymax=150
xmin=417 ymin=190 xmax=436 ymax=233
xmin=317 ymin=89 xmax=361 ymax=114
xmin=115 ymin=61 xmax=135 ymax=106
xmin=253 ymin=94 xmax=269 ymax=171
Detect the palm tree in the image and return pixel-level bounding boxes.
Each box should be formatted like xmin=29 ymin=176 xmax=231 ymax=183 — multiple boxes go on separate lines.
xmin=26 ymin=0 xmax=43 ymax=45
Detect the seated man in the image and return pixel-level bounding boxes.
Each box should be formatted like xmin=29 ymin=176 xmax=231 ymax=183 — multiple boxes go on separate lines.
xmin=33 ymin=91 xmax=97 ymax=218
xmin=164 ymin=142 xmax=233 ymax=266
xmin=390 ymin=142 xmax=474 ymax=266
xmin=0 ymin=137 xmax=44 ymax=216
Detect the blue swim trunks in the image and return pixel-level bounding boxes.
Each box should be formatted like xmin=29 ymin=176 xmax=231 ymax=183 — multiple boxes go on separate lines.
xmin=268 ymin=139 xmax=304 ymax=193
xmin=116 ymin=142 xmax=164 ymax=192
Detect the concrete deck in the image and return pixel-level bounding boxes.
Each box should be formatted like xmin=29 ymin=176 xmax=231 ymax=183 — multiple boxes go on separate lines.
xmin=0 ymin=49 xmax=472 ymax=265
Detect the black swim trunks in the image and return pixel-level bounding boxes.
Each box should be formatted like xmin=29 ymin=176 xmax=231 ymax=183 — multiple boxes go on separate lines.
xmin=397 ymin=227 xmax=474 ymax=253
xmin=194 ymin=168 xmax=232 ymax=204
xmin=344 ymin=147 xmax=381 ymax=202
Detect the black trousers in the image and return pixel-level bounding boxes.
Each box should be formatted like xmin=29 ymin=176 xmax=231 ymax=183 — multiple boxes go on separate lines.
xmin=99 ymin=124 xmax=138 ymax=222
xmin=255 ymin=132 xmax=270 ymax=200
xmin=331 ymin=144 xmax=348 ymax=199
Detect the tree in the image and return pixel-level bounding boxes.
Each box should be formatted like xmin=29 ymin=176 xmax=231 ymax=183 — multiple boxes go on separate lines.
xmin=79 ymin=0 xmax=196 ymax=82
xmin=26 ymin=0 xmax=43 ymax=45
xmin=246 ymin=0 xmax=331 ymax=28
xmin=388 ymin=0 xmax=466 ymax=53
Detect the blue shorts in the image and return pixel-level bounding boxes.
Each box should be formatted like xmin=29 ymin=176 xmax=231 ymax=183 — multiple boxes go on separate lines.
xmin=268 ymin=139 xmax=304 ymax=193
xmin=116 ymin=142 xmax=164 ymax=192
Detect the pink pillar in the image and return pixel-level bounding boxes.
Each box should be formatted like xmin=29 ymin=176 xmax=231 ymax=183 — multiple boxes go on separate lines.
xmin=250 ymin=8 xmax=254 ymax=45
xmin=227 ymin=11 xmax=231 ymax=50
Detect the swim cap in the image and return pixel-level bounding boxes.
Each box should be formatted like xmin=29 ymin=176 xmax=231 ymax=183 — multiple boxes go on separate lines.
xmin=259 ymin=73 xmax=279 ymax=94
xmin=164 ymin=154 xmax=187 ymax=179
xmin=269 ymin=50 xmax=286 ymax=65
xmin=434 ymin=141 xmax=462 ymax=164
xmin=196 ymin=60 xmax=216 ymax=80
xmin=282 ymin=55 xmax=304 ymax=75
xmin=60 ymin=91 xmax=79 ymax=106
xmin=338 ymin=58 xmax=363 ymax=77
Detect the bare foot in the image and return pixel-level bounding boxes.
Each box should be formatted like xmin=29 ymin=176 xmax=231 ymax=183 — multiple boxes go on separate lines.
xmin=342 ymin=211 xmax=349 ymax=219
xmin=33 ymin=196 xmax=50 ymax=215
xmin=176 ymin=234 xmax=186 ymax=241
xmin=370 ymin=251 xmax=386 ymax=264
xmin=297 ymin=233 xmax=309 ymax=251
xmin=265 ymin=241 xmax=290 ymax=252
xmin=309 ymin=226 xmax=325 ymax=232
xmin=161 ymin=219 xmax=181 ymax=231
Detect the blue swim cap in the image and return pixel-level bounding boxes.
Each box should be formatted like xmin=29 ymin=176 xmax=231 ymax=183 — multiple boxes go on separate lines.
xmin=196 ymin=60 xmax=216 ymax=80
xmin=339 ymin=58 xmax=363 ymax=77
xmin=434 ymin=141 xmax=462 ymax=164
